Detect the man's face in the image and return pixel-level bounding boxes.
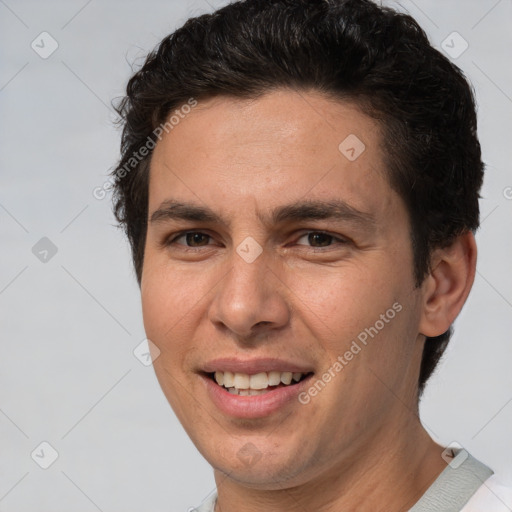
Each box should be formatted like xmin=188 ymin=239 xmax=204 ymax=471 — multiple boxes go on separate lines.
xmin=141 ymin=89 xmax=425 ymax=487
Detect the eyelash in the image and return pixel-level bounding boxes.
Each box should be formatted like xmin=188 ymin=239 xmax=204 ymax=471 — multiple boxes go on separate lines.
xmin=164 ymin=230 xmax=350 ymax=251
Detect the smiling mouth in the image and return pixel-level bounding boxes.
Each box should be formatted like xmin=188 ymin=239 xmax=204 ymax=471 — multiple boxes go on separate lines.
xmin=207 ymin=370 xmax=313 ymax=396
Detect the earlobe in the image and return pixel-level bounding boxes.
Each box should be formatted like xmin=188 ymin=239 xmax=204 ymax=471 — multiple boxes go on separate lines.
xmin=418 ymin=232 xmax=477 ymax=337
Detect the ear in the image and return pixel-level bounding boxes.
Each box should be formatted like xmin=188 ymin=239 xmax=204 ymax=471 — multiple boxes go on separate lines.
xmin=418 ymin=232 xmax=477 ymax=337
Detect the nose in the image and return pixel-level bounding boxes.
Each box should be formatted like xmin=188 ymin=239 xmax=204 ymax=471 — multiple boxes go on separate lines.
xmin=208 ymin=245 xmax=291 ymax=342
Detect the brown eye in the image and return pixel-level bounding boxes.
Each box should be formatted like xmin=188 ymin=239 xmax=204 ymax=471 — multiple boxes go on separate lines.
xmin=307 ymin=232 xmax=333 ymax=247
xmin=296 ymin=231 xmax=347 ymax=248
xmin=185 ymin=232 xmax=210 ymax=246
xmin=170 ymin=232 xmax=212 ymax=247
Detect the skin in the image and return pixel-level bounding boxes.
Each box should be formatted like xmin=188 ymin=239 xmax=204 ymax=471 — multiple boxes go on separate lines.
xmin=141 ymin=89 xmax=477 ymax=511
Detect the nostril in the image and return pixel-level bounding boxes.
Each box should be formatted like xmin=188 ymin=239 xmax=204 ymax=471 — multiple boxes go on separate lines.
xmin=254 ymin=321 xmax=271 ymax=328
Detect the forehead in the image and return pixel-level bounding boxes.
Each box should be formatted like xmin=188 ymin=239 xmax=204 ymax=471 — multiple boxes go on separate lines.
xmin=148 ymin=89 xmax=399 ymax=224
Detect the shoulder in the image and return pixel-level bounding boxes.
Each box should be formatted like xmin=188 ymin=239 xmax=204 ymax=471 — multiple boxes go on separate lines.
xmin=190 ymin=492 xmax=217 ymax=512
xmin=461 ymin=474 xmax=512 ymax=512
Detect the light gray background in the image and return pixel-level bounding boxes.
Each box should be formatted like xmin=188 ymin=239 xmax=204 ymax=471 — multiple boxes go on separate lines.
xmin=1 ymin=1 xmax=511 ymax=510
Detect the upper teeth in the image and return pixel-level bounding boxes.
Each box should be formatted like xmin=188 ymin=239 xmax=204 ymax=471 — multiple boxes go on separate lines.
xmin=214 ymin=371 xmax=305 ymax=390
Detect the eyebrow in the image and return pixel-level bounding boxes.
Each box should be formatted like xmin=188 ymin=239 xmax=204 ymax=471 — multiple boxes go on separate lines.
xmin=149 ymin=198 xmax=376 ymax=231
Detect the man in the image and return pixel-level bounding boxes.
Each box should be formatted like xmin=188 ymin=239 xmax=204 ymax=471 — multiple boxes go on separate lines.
xmin=111 ymin=0 xmax=511 ymax=510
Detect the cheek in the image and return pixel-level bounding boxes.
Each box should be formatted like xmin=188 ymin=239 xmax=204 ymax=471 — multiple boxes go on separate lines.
xmin=140 ymin=254 xmax=227 ymax=374
xmin=140 ymin=264 xmax=204 ymax=415
xmin=141 ymin=273 xmax=173 ymax=344
xmin=285 ymin=259 xmax=404 ymax=343
xmin=140 ymin=259 xmax=199 ymax=357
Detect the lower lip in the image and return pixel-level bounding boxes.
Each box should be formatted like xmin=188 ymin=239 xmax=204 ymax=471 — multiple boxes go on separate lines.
xmin=201 ymin=374 xmax=313 ymax=419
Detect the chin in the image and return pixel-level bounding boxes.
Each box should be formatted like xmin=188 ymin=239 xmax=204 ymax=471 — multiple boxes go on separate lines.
xmin=199 ymin=436 xmax=313 ymax=488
